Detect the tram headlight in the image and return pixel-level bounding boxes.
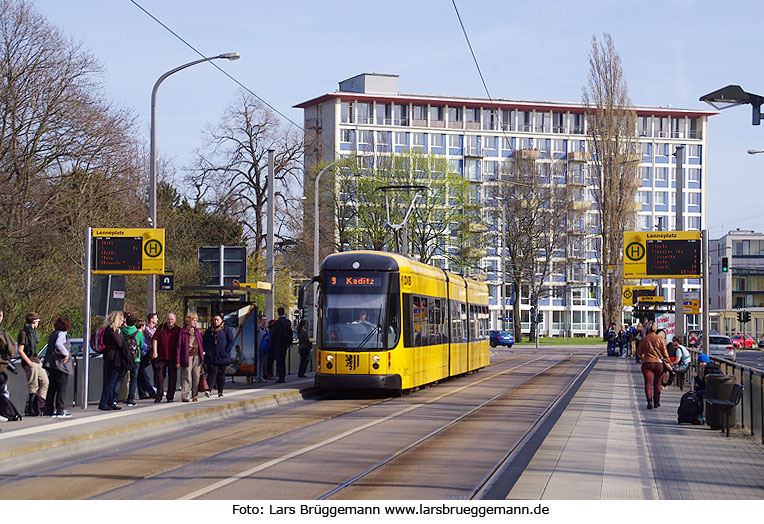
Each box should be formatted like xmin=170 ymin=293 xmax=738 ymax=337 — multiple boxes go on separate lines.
xmin=326 ymin=355 xmax=334 ymax=362
xmin=372 ymin=356 xmax=380 ymax=362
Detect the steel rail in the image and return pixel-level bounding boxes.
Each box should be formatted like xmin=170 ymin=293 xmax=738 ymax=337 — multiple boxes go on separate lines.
xmin=315 ymin=353 xmax=574 ymax=500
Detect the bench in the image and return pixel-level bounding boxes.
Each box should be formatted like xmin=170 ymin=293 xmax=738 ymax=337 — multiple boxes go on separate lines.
xmin=705 ymin=383 xmax=743 ymax=437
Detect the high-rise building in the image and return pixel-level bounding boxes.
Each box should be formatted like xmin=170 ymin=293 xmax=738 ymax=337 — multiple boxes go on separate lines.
xmin=295 ymin=73 xmax=713 ymax=336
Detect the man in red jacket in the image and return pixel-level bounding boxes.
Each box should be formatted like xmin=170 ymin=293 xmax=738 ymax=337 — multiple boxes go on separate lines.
xmin=152 ymin=313 xmax=181 ymax=403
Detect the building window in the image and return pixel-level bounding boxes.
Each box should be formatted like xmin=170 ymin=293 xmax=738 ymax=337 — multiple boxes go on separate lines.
xmin=412 ymin=132 xmax=426 ymax=148
xmin=341 ymin=129 xmax=354 ymax=145
xmin=394 ymin=104 xmax=409 ymax=126
xmin=484 ymin=135 xmax=498 ymax=151
xmin=552 ymin=112 xmax=566 ymax=133
xmin=687 ymin=168 xmax=700 ymax=183
xmin=465 ymin=159 xmax=480 ymax=181
xmin=637 ymin=191 xmax=650 ymax=204
xmin=688 ymin=216 xmax=701 ymax=230
xmin=655 ymin=191 xmax=668 ymax=205
xmin=572 ymin=113 xmax=585 ymax=134
xmin=519 ymin=111 xmax=532 ymax=132
xmin=501 ymin=109 xmax=515 ymax=131
xmin=638 ymin=116 xmax=651 ymax=136
xmin=535 ymin=111 xmax=550 ymax=133
xmin=639 ymin=166 xmax=651 ymax=183
xmin=671 ymin=117 xmax=683 ymax=138
xmin=341 ymin=101 xmax=354 ymax=124
xmin=465 ymin=108 xmax=480 ymax=123
xmin=412 ymin=105 xmax=427 ymax=122
xmin=552 ymin=139 xmax=565 ymax=153
xmin=655 ymin=167 xmax=667 ymax=181
xmin=358 ymin=130 xmax=373 ymax=146
xmin=448 ymin=106 xmax=462 ymax=123
xmin=395 ymin=132 xmax=407 ymax=146
xmin=376 ymin=131 xmax=390 ymax=146
xmin=376 ymin=103 xmax=391 ymax=125
xmin=655 ymin=143 xmax=668 ymax=157
xmin=430 ymin=133 xmax=444 ymax=148
xmin=449 ymin=134 xmax=462 ymax=148
xmin=482 ymin=109 xmax=498 ymax=130
xmin=357 ymin=102 xmax=372 ymax=124
xmin=430 ymin=106 xmax=444 ymax=122
xmin=687 ymin=144 xmax=701 ymax=158
xmin=689 ymin=118 xmax=699 ymax=139
xmin=638 ymin=215 xmax=650 ymax=230
xmin=502 ymin=137 xmax=514 ymax=151
xmin=687 ymin=192 xmax=700 ymax=207
xmin=656 ymin=117 xmax=668 ymax=138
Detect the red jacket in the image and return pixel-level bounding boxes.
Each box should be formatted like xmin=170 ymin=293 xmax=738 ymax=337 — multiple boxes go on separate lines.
xmin=176 ymin=326 xmax=204 ymax=367
xmin=152 ymin=323 xmax=181 ymax=362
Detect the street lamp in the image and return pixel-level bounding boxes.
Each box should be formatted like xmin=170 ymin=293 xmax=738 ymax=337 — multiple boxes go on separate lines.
xmin=147 ymin=52 xmax=240 ymax=313
xmin=700 ymin=84 xmax=764 ymax=125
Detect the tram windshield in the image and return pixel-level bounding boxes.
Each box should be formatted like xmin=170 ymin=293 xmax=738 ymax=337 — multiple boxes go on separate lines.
xmin=321 ymin=272 xmax=398 ymax=351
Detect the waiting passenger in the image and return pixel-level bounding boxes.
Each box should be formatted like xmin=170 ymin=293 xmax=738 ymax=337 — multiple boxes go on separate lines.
xmin=694 ymin=353 xmax=722 ymax=397
xmin=637 ymin=321 xmax=671 ymax=409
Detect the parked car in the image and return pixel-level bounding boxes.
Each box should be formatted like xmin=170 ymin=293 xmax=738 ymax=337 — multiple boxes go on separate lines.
xmin=699 ymin=335 xmax=736 ymax=362
xmin=37 ymin=338 xmax=99 ymax=359
xmin=730 ymin=334 xmax=756 ymax=349
xmin=489 ymin=330 xmax=514 ymax=348
xmin=759 ymin=336 xmax=764 ymax=349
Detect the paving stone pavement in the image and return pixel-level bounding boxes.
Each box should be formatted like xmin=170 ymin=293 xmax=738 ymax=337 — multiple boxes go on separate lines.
xmin=508 ymin=356 xmax=764 ymax=500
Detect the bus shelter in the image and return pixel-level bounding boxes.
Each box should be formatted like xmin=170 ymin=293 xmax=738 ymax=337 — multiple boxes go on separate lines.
xmin=181 ymin=284 xmax=269 ymax=382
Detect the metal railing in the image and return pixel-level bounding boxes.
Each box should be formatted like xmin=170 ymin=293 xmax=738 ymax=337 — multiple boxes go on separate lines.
xmin=688 ymin=348 xmax=763 ymax=443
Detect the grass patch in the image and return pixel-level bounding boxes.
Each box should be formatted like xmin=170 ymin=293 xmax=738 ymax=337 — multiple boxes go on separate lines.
xmin=514 ymin=336 xmax=605 ymax=346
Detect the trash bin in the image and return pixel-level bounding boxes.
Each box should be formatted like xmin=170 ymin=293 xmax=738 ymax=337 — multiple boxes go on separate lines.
xmin=705 ymin=374 xmax=736 ymax=430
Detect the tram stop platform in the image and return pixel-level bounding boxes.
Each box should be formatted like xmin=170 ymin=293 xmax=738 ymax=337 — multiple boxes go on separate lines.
xmin=507 ymin=354 xmax=764 ymax=500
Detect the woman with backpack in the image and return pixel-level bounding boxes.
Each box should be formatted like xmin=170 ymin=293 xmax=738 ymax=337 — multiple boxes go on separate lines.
xmin=98 ymin=311 xmax=127 ymax=411
xmin=42 ymin=317 xmax=74 ymax=418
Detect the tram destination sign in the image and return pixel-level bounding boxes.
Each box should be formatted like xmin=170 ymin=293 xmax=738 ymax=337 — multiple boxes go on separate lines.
xmin=623 ymin=231 xmax=701 ymax=279
xmin=92 ymin=228 xmax=165 ymax=275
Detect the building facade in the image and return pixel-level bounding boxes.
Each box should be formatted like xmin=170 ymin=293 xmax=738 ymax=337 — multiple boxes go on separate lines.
xmin=296 ymin=73 xmax=712 ymax=336
xmin=710 ymin=230 xmax=764 ymax=337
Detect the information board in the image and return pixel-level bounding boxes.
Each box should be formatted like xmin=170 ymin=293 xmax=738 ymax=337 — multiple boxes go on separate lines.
xmin=646 ymin=238 xmax=700 ymax=277
xmin=92 ymin=228 xmax=165 ymax=275
xmin=622 ymin=285 xmax=657 ymax=307
xmin=623 ymin=231 xmax=701 ymax=279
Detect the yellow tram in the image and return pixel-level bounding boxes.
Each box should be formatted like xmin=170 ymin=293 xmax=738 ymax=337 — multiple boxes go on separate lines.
xmin=310 ymin=251 xmax=489 ymax=391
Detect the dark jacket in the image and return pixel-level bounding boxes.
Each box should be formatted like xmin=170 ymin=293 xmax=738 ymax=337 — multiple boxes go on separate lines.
xmin=203 ymin=325 xmax=234 ymax=365
xmin=18 ymin=323 xmax=41 ymax=366
xmin=298 ymin=328 xmax=312 ymax=355
xmin=102 ymin=326 xmax=124 ymax=365
xmin=270 ymin=316 xmax=293 ymax=354
xmin=177 ymin=325 xmax=204 ymax=368
xmin=0 ymin=328 xmax=17 ymax=375
xmin=153 ymin=323 xmax=181 ymax=362
xmin=42 ymin=330 xmax=74 ymax=375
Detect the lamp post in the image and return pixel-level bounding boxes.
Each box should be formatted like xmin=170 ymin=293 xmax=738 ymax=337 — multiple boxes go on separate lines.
xmin=312 ymin=157 xmax=355 ymax=340
xmin=147 ymin=52 xmax=239 ymax=314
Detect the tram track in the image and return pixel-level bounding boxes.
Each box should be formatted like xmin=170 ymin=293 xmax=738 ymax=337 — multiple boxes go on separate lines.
xmin=315 ymin=354 xmax=578 ymax=500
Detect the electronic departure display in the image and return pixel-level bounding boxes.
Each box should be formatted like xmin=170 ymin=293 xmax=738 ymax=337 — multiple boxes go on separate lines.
xmin=328 ymin=274 xmax=384 ymax=288
xmin=93 ymin=237 xmax=143 ymax=272
xmin=645 ymin=239 xmax=700 ymax=277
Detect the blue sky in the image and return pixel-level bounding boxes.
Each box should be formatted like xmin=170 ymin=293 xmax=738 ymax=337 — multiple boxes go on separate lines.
xmin=32 ymin=0 xmax=764 ymax=238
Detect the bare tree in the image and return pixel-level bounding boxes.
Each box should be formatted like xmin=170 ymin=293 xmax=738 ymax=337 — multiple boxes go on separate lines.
xmin=189 ymin=91 xmax=303 ymax=274
xmin=497 ymin=157 xmax=578 ymax=342
xmin=0 ymin=0 xmax=141 ymax=329
xmin=582 ymin=33 xmax=639 ymax=333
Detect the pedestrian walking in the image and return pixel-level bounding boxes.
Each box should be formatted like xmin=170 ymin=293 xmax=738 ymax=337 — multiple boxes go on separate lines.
xmin=121 ymin=313 xmax=144 ymax=407
xmin=42 ymin=317 xmax=74 ymax=418
xmin=177 ymin=313 xmax=204 ymax=402
xmin=636 ymin=321 xmax=671 ymax=409
xmin=152 ymin=313 xmax=181 ymax=403
xmin=0 ymin=308 xmax=19 ymax=412
xmin=297 ymin=319 xmax=312 ymax=378
xmin=270 ymin=307 xmax=293 ymax=384
xmin=255 ymin=315 xmax=270 ymax=382
xmin=143 ymin=313 xmax=159 ymax=392
xmin=202 ymin=313 xmax=234 ymax=397
xmin=17 ymin=312 xmax=49 ymax=413
xmin=98 ymin=311 xmax=127 ymax=411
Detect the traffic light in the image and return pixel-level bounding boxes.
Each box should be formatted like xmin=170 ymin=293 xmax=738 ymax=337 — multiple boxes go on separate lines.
xmin=722 ymin=257 xmax=728 ymax=272
xmin=744 ymin=311 xmax=751 ymax=323
xmin=737 ymin=310 xmax=744 ymax=323
xmin=537 ymin=313 xmax=543 ymax=324
xmin=529 ymin=307 xmax=536 ymax=322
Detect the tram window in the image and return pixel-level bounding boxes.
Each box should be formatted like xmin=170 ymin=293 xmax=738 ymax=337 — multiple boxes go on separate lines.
xmin=403 ymin=294 xmax=413 ymax=347
xmin=461 ymin=303 xmax=468 ymax=342
xmin=387 ymin=290 xmax=400 ymax=347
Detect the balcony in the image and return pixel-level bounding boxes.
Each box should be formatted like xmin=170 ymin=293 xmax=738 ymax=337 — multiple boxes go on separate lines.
xmin=464 ymin=146 xmax=484 ymax=157
xmin=568 ymin=201 xmax=591 ymax=211
xmin=516 ymin=148 xmax=540 ymax=159
xmin=567 ymin=151 xmax=592 ymax=162
xmin=411 ymin=119 xmax=427 ymax=127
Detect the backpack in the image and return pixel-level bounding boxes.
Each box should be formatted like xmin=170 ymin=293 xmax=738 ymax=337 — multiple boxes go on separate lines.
xmin=123 ymin=331 xmax=140 ymax=362
xmin=0 ymin=393 xmax=22 ymax=421
xmin=91 ymin=328 xmax=107 ymax=354
xmin=677 ymin=391 xmax=703 ymax=424
xmin=607 ymin=329 xmax=617 ymax=342
xmin=24 ymin=392 xmax=46 ymax=417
